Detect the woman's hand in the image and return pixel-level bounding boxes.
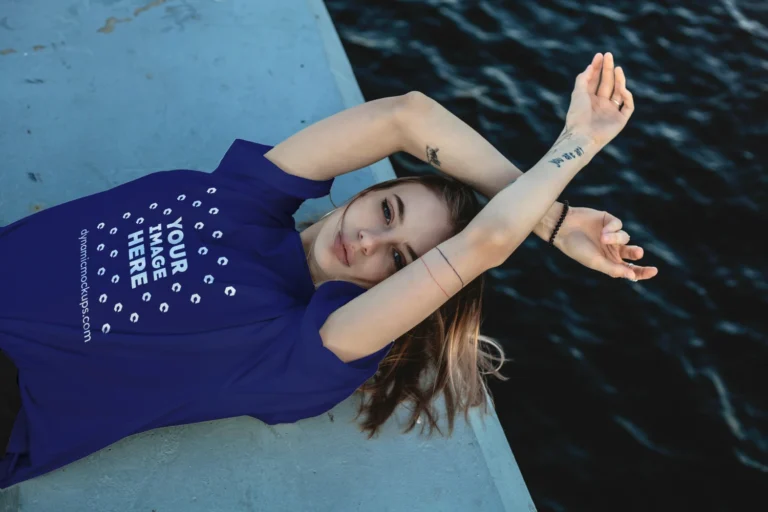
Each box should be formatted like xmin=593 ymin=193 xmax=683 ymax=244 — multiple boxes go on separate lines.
xmin=563 ymin=52 xmax=635 ymax=149
xmin=553 ymin=206 xmax=658 ymax=282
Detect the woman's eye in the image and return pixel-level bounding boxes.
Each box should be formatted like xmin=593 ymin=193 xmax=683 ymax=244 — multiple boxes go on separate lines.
xmin=382 ymin=199 xmax=392 ymax=224
xmin=393 ymin=250 xmax=404 ymax=270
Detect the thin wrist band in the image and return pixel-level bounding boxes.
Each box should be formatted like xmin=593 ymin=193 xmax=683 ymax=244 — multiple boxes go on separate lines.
xmin=435 ymin=246 xmax=464 ymax=288
xmin=421 ymin=259 xmax=450 ymax=298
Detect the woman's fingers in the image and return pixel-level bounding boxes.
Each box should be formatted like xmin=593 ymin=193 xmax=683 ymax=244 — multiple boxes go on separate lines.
xmin=602 ymin=230 xmax=630 ymax=245
xmin=605 ymin=260 xmax=639 ymax=280
xmin=601 ymin=214 xmax=623 ymax=235
xmin=597 ymin=52 xmax=615 ymax=98
xmin=619 ymin=244 xmax=644 ymax=261
xmin=623 ymin=263 xmax=659 ymax=281
xmin=614 ymin=67 xmax=635 ymax=118
xmin=587 ymin=53 xmax=603 ymax=94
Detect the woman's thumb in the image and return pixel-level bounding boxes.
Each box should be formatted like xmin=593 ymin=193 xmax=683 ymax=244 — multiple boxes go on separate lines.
xmin=574 ymin=64 xmax=593 ymax=92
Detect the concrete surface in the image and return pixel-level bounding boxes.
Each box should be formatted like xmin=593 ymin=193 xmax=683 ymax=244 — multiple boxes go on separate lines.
xmin=0 ymin=1 xmax=536 ymax=510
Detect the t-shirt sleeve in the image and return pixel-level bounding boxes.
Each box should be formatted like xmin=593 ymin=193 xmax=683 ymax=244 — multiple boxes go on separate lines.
xmin=212 ymin=139 xmax=335 ymax=229
xmin=286 ymin=280 xmax=395 ymax=394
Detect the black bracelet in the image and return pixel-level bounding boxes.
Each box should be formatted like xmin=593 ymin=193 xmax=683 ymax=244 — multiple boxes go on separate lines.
xmin=548 ymin=200 xmax=569 ymax=248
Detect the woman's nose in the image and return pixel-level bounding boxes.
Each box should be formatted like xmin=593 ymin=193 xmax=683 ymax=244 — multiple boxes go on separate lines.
xmin=358 ymin=229 xmax=389 ymax=255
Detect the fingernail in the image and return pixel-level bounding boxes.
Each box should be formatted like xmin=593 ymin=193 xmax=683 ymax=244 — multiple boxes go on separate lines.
xmin=628 ymin=272 xmax=637 ymax=280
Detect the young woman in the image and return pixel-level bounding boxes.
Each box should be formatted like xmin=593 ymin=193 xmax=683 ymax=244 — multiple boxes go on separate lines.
xmin=0 ymin=52 xmax=656 ymax=488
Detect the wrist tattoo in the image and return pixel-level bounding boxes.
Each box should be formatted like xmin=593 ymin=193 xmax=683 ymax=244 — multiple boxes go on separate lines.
xmin=426 ymin=145 xmax=442 ymax=167
xmin=551 ymin=130 xmax=574 ymax=151
xmin=548 ymin=146 xmax=585 ymax=168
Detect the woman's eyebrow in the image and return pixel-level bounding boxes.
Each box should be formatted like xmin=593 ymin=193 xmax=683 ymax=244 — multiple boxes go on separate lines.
xmin=394 ymin=193 xmax=419 ymax=262
xmin=394 ymin=193 xmax=405 ymax=224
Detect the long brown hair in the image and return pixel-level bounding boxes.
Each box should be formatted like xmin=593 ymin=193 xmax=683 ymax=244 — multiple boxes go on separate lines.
xmin=304 ymin=174 xmax=509 ymax=438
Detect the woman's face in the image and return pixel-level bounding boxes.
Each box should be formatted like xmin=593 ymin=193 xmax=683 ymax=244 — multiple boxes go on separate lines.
xmin=309 ymin=182 xmax=454 ymax=288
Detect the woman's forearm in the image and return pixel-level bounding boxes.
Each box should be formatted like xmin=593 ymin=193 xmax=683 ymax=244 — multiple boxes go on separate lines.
xmin=395 ymin=91 xmax=566 ymax=241
xmin=469 ymin=131 xmax=599 ymax=264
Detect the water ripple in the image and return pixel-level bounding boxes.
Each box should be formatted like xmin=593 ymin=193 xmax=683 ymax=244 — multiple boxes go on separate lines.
xmin=613 ymin=415 xmax=677 ymax=457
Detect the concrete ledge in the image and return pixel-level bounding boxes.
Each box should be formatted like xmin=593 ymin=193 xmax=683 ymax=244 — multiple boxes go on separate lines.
xmin=0 ymin=0 xmax=535 ymax=510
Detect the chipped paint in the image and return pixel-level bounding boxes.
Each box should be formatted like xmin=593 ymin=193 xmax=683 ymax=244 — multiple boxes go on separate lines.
xmin=135 ymin=0 xmax=168 ymax=17
xmin=97 ymin=17 xmax=132 ymax=34
xmin=27 ymin=172 xmax=43 ymax=183
xmin=31 ymin=203 xmax=46 ymax=212
xmin=32 ymin=45 xmax=46 ymax=51
xmin=0 ymin=48 xmax=16 ymax=55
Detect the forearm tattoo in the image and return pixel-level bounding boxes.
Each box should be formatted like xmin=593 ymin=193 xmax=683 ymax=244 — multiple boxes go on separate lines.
xmin=426 ymin=145 xmax=442 ymax=167
xmin=552 ymin=129 xmax=574 ymax=149
xmin=548 ymin=146 xmax=585 ymax=168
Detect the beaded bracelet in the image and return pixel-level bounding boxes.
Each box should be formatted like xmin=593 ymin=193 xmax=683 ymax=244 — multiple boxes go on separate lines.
xmin=548 ymin=200 xmax=569 ymax=248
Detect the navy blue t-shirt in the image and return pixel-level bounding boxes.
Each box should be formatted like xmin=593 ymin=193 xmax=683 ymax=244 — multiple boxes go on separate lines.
xmin=0 ymin=139 xmax=393 ymax=488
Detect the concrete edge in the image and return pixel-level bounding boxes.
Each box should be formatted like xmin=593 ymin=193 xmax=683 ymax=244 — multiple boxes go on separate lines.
xmin=307 ymin=1 xmax=537 ymax=510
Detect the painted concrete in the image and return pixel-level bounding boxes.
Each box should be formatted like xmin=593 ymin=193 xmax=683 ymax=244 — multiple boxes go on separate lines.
xmin=0 ymin=1 xmax=536 ymax=510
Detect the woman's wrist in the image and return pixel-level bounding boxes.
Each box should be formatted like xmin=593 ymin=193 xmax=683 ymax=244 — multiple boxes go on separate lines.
xmin=533 ymin=202 xmax=567 ymax=242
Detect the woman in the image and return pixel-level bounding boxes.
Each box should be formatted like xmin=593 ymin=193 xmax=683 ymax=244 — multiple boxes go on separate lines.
xmin=0 ymin=52 xmax=656 ymax=488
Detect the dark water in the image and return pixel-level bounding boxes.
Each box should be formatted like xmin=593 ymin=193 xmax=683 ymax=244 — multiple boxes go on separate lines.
xmin=326 ymin=1 xmax=767 ymax=510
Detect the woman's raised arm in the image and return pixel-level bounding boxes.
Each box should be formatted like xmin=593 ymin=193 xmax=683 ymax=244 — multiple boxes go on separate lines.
xmin=321 ymin=58 xmax=636 ymax=362
xmin=321 ymin=130 xmax=597 ymax=362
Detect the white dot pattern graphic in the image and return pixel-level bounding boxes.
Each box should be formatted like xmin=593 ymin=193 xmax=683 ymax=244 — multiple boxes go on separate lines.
xmin=92 ymin=183 xmax=243 ymax=337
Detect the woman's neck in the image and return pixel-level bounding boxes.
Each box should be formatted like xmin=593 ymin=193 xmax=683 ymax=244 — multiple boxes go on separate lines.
xmin=299 ymin=219 xmax=329 ymax=288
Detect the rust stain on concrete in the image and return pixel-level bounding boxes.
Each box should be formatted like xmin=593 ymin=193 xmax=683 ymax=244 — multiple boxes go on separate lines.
xmin=32 ymin=45 xmax=46 ymax=52
xmin=0 ymin=48 xmax=16 ymax=55
xmin=97 ymin=17 xmax=132 ymax=34
xmin=134 ymin=0 xmax=167 ymax=17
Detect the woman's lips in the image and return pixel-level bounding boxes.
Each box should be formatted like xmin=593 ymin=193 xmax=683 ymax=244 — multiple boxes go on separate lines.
xmin=334 ymin=231 xmax=350 ymax=266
